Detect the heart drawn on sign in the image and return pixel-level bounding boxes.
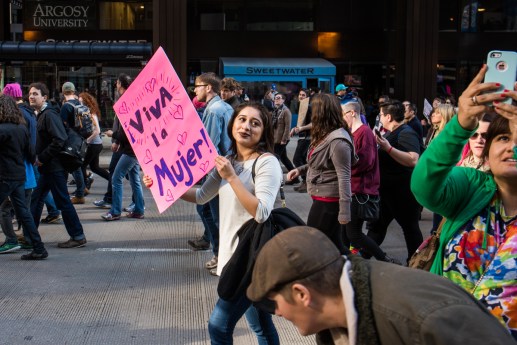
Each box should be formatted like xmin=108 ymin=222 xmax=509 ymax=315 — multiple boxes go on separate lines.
xmin=199 ymin=161 xmax=210 ymax=173
xmin=177 ymin=132 xmax=187 ymax=145
xmin=169 ymin=105 xmax=183 ymax=120
xmin=145 ymin=78 xmax=157 ymax=93
xmin=165 ymin=189 xmax=174 ymax=202
xmin=143 ymin=149 xmax=153 ymax=164
xmin=118 ymin=102 xmax=129 ymax=115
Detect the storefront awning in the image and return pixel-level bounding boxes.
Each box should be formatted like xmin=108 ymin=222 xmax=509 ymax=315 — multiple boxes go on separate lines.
xmin=220 ymin=57 xmax=336 ymax=78
xmin=0 ymin=41 xmax=152 ymax=62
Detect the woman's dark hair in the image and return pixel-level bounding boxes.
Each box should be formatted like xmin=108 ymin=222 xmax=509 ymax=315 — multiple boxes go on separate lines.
xmin=379 ymin=99 xmax=405 ymax=123
xmin=299 ymin=89 xmax=309 ymax=97
xmin=117 ymin=73 xmax=132 ymax=90
xmin=310 ymin=93 xmax=350 ymax=147
xmin=227 ymin=102 xmax=274 ymax=157
xmin=0 ymin=94 xmax=25 ymax=125
xmin=481 ymin=115 xmax=511 ymax=164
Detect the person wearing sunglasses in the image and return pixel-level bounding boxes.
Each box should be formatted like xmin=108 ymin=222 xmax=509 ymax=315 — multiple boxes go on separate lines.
xmin=411 ymin=66 xmax=517 ymax=338
xmin=246 ymin=227 xmax=514 ymax=345
xmin=457 ymin=113 xmax=494 ymax=171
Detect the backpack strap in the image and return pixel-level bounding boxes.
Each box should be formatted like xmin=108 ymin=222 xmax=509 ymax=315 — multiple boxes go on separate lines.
xmin=252 ymin=153 xmax=286 ymax=207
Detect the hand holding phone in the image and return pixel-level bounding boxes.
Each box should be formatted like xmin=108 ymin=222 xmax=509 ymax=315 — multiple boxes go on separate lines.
xmin=484 ymin=50 xmax=517 ymax=105
xmin=375 ymin=129 xmax=382 ymax=137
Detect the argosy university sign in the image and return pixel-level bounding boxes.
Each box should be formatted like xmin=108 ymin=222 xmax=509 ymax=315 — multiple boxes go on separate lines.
xmin=24 ymin=1 xmax=97 ymax=30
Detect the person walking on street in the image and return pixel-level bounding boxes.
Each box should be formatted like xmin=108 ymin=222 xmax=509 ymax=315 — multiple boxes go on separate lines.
xmin=29 ymin=82 xmax=86 ymax=248
xmin=0 ymin=94 xmax=48 ymax=259
xmin=273 ymin=93 xmax=297 ymax=184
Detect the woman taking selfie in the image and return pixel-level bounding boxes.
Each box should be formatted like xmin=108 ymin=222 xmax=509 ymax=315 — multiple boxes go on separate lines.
xmin=144 ymin=102 xmax=281 ymax=344
xmin=412 ymin=65 xmax=517 ymax=339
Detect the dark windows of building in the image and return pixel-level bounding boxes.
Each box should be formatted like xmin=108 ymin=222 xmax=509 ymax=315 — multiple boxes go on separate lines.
xmin=99 ymin=1 xmax=152 ymax=30
xmin=440 ymin=0 xmax=517 ymax=32
xmin=189 ymin=0 xmax=315 ymax=31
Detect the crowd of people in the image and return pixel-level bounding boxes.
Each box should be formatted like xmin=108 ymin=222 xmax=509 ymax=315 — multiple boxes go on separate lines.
xmin=0 ymin=66 xmax=516 ymax=344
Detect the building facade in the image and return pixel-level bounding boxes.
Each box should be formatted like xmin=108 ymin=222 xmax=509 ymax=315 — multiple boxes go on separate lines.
xmin=1 ymin=0 xmax=516 ymax=124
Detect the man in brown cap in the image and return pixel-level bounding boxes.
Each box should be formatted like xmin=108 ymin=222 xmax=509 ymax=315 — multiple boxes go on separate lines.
xmin=247 ymin=227 xmax=514 ymax=345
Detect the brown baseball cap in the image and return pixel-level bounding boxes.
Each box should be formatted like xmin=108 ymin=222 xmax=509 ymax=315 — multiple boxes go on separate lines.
xmin=246 ymin=226 xmax=342 ymax=302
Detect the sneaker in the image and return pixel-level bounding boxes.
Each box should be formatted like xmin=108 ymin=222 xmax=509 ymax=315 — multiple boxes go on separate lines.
xmin=20 ymin=243 xmax=33 ymax=250
xmin=205 ymin=256 xmax=218 ymax=270
xmin=17 ymin=235 xmax=33 ymax=250
xmin=294 ymin=181 xmax=307 ymax=193
xmin=187 ymin=236 xmax=210 ymax=251
xmin=209 ymin=268 xmax=218 ymax=276
xmin=40 ymin=214 xmax=62 ymax=224
xmin=86 ymin=177 xmax=94 ymax=190
xmin=21 ymin=250 xmax=48 ymax=260
xmin=93 ymin=200 xmax=111 ymax=208
xmin=123 ymin=203 xmax=135 ymax=213
xmin=57 ymin=238 xmax=87 ymax=248
xmin=71 ymin=196 xmax=85 ymax=204
xmin=0 ymin=242 xmax=21 ymax=254
xmin=126 ymin=212 xmax=144 ymax=219
xmin=101 ymin=212 xmax=121 ymax=221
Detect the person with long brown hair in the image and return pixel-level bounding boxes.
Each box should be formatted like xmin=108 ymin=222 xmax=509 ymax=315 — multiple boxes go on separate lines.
xmin=0 ymin=94 xmax=47 ymax=259
xmin=78 ymin=92 xmax=109 ymax=192
xmin=144 ymin=102 xmax=282 ymax=344
xmin=287 ymin=93 xmax=355 ymax=253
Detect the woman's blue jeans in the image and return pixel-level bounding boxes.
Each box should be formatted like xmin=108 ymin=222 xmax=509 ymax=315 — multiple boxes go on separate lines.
xmin=208 ymin=292 xmax=279 ymax=345
xmin=110 ymin=154 xmax=144 ymax=216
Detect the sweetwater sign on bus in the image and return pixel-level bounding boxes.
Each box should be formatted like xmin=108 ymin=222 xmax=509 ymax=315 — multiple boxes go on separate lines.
xmin=24 ymin=0 xmax=97 ymax=30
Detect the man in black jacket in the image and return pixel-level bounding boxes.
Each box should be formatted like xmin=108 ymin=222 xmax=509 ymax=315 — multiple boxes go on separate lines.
xmin=29 ymin=82 xmax=86 ymax=248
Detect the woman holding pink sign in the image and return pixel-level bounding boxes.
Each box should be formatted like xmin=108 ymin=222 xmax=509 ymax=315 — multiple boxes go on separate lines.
xmin=144 ymin=102 xmax=282 ymax=344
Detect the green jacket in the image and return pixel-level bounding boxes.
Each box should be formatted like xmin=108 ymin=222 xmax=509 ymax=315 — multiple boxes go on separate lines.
xmin=410 ymin=117 xmax=497 ymax=275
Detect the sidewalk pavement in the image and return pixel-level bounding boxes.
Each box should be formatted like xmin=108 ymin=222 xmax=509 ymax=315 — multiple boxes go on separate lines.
xmin=0 ymin=137 xmax=432 ymax=345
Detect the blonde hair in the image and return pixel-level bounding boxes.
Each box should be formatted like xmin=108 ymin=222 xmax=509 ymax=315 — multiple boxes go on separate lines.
xmin=434 ymin=104 xmax=455 ymax=133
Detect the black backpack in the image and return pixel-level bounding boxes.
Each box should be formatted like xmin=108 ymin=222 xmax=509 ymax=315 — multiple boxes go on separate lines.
xmin=68 ymin=101 xmax=94 ymax=139
xmin=59 ymin=127 xmax=87 ymax=173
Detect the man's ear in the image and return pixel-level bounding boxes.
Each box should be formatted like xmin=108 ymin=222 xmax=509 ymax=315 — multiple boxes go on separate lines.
xmin=291 ymin=283 xmax=312 ymax=307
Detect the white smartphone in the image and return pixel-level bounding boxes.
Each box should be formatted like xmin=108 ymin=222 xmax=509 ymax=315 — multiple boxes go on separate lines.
xmin=484 ymin=50 xmax=517 ymax=105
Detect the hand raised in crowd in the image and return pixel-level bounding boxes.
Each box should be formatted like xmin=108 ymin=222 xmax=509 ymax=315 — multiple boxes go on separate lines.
xmin=457 ymin=64 xmax=508 ymax=130
xmin=493 ymin=81 xmax=517 ymax=145
xmin=286 ymin=168 xmax=300 ymax=182
xmin=375 ymin=132 xmax=391 ymax=152
xmin=214 ymin=156 xmax=237 ymax=182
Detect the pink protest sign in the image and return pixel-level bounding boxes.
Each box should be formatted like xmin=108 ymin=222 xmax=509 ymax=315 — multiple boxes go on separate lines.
xmin=113 ymin=47 xmax=217 ymax=213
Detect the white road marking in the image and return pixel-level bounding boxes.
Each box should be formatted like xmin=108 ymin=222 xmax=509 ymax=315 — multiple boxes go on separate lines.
xmin=97 ymin=248 xmax=198 ymax=253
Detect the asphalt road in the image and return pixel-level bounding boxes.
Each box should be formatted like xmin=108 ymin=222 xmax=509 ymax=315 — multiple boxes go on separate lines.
xmin=0 ymin=138 xmax=431 ymax=345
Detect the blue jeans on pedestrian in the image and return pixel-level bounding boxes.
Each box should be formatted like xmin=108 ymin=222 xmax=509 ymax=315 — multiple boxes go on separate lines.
xmin=0 ymin=180 xmax=45 ymax=253
xmin=31 ymin=170 xmax=85 ymax=240
xmin=110 ymin=154 xmax=144 ymax=216
xmin=196 ymin=195 xmax=219 ymax=255
xmin=208 ymin=292 xmax=279 ymax=345
xmin=0 ymin=189 xmax=32 ymax=243
xmin=71 ymin=167 xmax=85 ymax=197
xmin=33 ymin=166 xmax=60 ymax=217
